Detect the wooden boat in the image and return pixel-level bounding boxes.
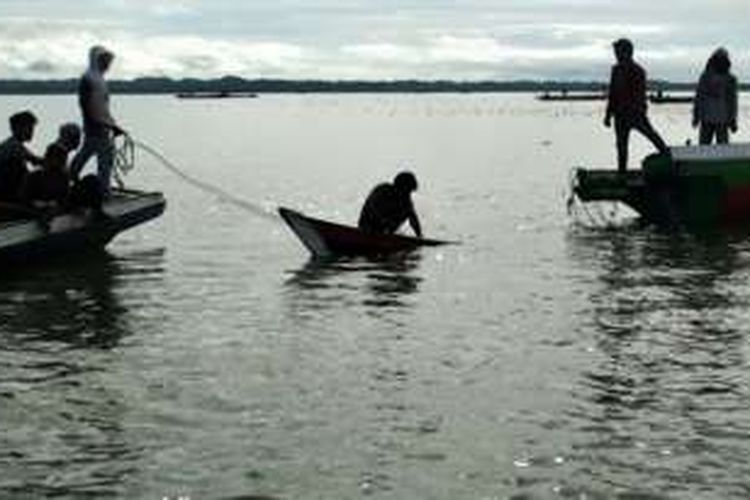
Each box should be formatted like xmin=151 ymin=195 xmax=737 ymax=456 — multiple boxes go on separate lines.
xmin=0 ymin=189 xmax=165 ymax=265
xmin=572 ymin=143 xmax=750 ymax=229
xmin=278 ymin=207 xmax=451 ymax=258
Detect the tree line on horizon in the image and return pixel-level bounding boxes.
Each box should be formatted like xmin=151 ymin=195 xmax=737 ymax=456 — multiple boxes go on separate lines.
xmin=0 ymin=76 xmax=746 ymax=95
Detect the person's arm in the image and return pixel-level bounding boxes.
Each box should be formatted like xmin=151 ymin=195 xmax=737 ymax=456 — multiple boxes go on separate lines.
xmin=21 ymin=145 xmax=43 ymax=167
xmin=729 ymin=75 xmax=739 ymax=132
xmin=604 ymin=66 xmax=615 ymax=127
xmin=408 ymin=209 xmax=422 ymax=238
xmin=634 ymin=65 xmax=647 ymax=114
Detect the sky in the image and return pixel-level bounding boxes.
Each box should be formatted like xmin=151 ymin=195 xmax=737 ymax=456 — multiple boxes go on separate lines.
xmin=0 ymin=0 xmax=748 ymax=81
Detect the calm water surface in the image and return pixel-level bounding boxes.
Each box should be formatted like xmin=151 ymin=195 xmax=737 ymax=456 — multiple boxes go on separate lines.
xmin=1 ymin=94 xmax=750 ymax=499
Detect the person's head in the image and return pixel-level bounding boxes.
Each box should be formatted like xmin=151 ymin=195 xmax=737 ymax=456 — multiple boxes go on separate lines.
xmin=709 ymin=47 xmax=731 ymax=75
xmin=393 ymin=171 xmax=418 ymax=194
xmin=58 ymin=123 xmax=82 ymax=151
xmin=9 ymin=110 xmax=37 ymax=142
xmin=89 ymin=45 xmax=114 ymax=73
xmin=612 ymin=38 xmax=634 ymax=63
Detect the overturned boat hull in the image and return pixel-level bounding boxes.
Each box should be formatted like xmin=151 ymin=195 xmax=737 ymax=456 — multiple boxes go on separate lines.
xmin=0 ymin=189 xmax=166 ymax=266
xmin=279 ymin=207 xmax=450 ymax=258
xmin=573 ymin=144 xmax=750 ymax=229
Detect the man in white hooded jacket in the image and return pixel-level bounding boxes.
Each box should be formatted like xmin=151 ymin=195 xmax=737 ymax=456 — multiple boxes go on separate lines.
xmin=69 ymin=46 xmax=125 ymax=195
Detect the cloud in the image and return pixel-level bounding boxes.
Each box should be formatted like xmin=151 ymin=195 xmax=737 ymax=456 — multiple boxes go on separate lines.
xmin=0 ymin=3 xmax=747 ymax=81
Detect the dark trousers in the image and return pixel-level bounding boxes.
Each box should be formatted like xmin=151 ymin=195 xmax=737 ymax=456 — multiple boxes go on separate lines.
xmin=699 ymin=123 xmax=729 ymax=145
xmin=615 ymin=114 xmax=669 ymax=172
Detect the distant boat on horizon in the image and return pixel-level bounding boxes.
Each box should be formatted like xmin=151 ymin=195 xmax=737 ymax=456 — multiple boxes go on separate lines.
xmin=648 ymin=91 xmax=693 ymax=104
xmin=176 ymin=91 xmax=258 ymax=99
xmin=536 ymin=91 xmax=606 ymax=102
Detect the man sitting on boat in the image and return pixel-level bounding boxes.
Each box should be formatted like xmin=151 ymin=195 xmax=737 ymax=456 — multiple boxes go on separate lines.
xmin=23 ymin=123 xmax=107 ymax=218
xmin=604 ymin=38 xmax=669 ymax=172
xmin=358 ymin=171 xmax=422 ymax=237
xmin=0 ymin=111 xmax=44 ymax=204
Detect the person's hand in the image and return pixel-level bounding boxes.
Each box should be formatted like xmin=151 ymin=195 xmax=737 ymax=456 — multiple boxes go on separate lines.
xmin=730 ymin=120 xmax=738 ymax=133
xmin=604 ymin=115 xmax=612 ymax=128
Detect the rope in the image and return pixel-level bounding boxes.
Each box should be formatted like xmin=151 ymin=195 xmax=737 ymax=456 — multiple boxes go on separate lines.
xmin=115 ymin=135 xmax=278 ymax=222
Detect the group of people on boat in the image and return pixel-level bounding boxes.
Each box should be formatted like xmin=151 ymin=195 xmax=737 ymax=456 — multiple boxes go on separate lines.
xmin=0 ymin=45 xmax=124 ymax=223
xmin=605 ymin=38 xmax=739 ymax=172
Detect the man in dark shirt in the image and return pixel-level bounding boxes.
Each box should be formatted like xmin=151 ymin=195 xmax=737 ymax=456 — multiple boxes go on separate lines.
xmin=23 ymin=123 xmax=82 ymax=206
xmin=604 ymin=38 xmax=669 ymax=172
xmin=358 ymin=171 xmax=422 ymax=237
xmin=0 ymin=111 xmax=43 ymax=203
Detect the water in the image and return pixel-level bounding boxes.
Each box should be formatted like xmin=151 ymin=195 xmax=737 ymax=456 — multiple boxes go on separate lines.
xmin=1 ymin=94 xmax=750 ymax=499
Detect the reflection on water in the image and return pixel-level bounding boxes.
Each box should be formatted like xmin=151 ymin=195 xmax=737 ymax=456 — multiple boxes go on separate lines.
xmin=555 ymin=228 xmax=750 ymax=498
xmin=0 ymin=249 xmax=165 ymax=498
xmin=284 ymin=253 xmax=423 ymax=315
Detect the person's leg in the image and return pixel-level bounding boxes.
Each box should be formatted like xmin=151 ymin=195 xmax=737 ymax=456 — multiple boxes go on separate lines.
xmin=94 ymin=135 xmax=115 ymax=195
xmin=614 ymin=116 xmax=631 ymax=172
xmin=633 ymin=114 xmax=669 ymax=154
xmin=69 ymin=135 xmax=98 ymax=179
xmin=699 ymin=123 xmax=713 ymax=145
xmin=716 ymin=125 xmax=729 ymax=144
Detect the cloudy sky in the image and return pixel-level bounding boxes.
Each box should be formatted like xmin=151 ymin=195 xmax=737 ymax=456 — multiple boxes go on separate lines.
xmin=1 ymin=0 xmax=748 ymax=81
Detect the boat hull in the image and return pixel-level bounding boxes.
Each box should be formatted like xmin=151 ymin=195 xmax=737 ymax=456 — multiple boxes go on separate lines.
xmin=278 ymin=207 xmax=450 ymax=258
xmin=0 ymin=190 xmax=166 ymax=266
xmin=572 ymin=144 xmax=750 ymax=229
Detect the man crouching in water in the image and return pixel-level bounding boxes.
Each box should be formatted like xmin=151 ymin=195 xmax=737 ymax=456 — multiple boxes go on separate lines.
xmin=69 ymin=45 xmax=126 ymax=196
xmin=358 ymin=171 xmax=422 ymax=237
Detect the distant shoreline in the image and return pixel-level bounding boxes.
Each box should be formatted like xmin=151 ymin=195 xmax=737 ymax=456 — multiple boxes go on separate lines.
xmin=0 ymin=77 xmax=746 ymax=95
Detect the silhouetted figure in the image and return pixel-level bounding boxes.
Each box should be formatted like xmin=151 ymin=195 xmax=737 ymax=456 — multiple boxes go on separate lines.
xmin=0 ymin=111 xmax=43 ymax=204
xmin=69 ymin=45 xmax=126 ymax=196
xmin=358 ymin=171 xmax=422 ymax=237
xmin=23 ymin=123 xmax=81 ymax=207
xmin=604 ymin=39 xmax=669 ymax=172
xmin=693 ymin=48 xmax=738 ymax=145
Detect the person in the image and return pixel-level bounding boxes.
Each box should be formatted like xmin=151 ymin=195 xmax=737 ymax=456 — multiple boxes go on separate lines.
xmin=0 ymin=111 xmax=43 ymax=203
xmin=23 ymin=123 xmax=82 ymax=207
xmin=604 ymin=38 xmax=669 ymax=172
xmin=69 ymin=45 xmax=126 ymax=196
xmin=693 ymin=48 xmax=738 ymax=145
xmin=358 ymin=171 xmax=422 ymax=237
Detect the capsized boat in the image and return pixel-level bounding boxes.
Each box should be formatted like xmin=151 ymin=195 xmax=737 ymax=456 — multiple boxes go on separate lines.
xmin=278 ymin=207 xmax=452 ymax=258
xmin=572 ymin=143 xmax=750 ymax=229
xmin=0 ymin=189 xmax=165 ymax=265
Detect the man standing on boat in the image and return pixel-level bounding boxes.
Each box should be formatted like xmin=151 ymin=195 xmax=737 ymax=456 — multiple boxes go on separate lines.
xmin=70 ymin=45 xmax=126 ymax=196
xmin=0 ymin=111 xmax=43 ymax=203
xmin=604 ymin=38 xmax=669 ymax=172
xmin=693 ymin=48 xmax=738 ymax=145
xmin=358 ymin=171 xmax=422 ymax=237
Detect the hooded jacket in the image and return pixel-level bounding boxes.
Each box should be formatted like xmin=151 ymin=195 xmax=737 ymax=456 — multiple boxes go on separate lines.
xmin=693 ymin=49 xmax=738 ymax=126
xmin=78 ymin=46 xmax=116 ymax=135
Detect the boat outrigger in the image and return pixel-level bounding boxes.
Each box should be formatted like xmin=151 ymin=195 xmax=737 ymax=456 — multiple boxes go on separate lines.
xmin=0 ymin=189 xmax=165 ymax=266
xmin=572 ymin=143 xmax=750 ymax=229
xmin=279 ymin=207 xmax=451 ymax=259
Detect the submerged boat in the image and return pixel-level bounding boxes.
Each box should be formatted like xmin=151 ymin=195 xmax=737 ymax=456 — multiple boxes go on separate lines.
xmin=0 ymin=189 xmax=165 ymax=265
xmin=572 ymin=143 xmax=750 ymax=229
xmin=176 ymin=91 xmax=258 ymax=99
xmin=278 ymin=207 xmax=451 ymax=258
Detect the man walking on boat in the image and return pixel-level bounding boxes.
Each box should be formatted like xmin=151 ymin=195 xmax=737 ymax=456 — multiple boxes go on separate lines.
xmin=358 ymin=171 xmax=422 ymax=237
xmin=604 ymin=38 xmax=669 ymax=172
xmin=70 ymin=45 xmax=126 ymax=196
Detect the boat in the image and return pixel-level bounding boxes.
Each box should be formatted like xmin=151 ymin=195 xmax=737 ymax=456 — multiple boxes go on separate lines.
xmin=571 ymin=143 xmax=750 ymax=229
xmin=537 ymin=91 xmax=606 ymax=102
xmin=649 ymin=93 xmax=693 ymax=104
xmin=176 ymin=91 xmax=258 ymax=99
xmin=278 ymin=207 xmax=452 ymax=258
xmin=0 ymin=189 xmax=165 ymax=265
